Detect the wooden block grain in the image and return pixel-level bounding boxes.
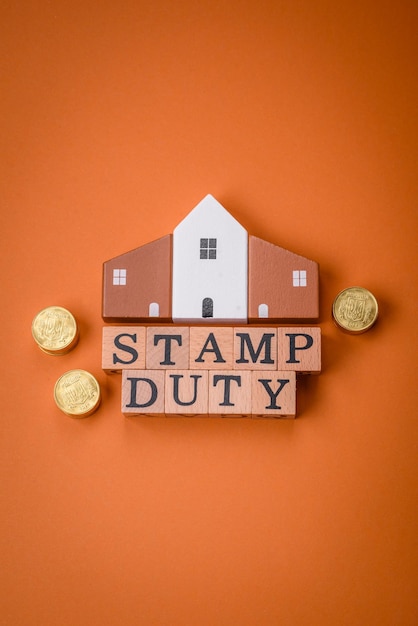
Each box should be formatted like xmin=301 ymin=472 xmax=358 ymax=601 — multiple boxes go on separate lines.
xmin=277 ymin=327 xmax=321 ymax=373
xmin=233 ymin=327 xmax=277 ymax=370
xmin=208 ymin=370 xmax=252 ymax=416
xmin=164 ymin=370 xmax=208 ymax=416
xmin=122 ymin=369 xmax=165 ymax=416
xmin=189 ymin=326 xmax=234 ymax=369
xmin=146 ymin=326 xmax=189 ymax=369
xmin=251 ymin=370 xmax=296 ymax=418
xmin=102 ymin=326 xmax=146 ymax=373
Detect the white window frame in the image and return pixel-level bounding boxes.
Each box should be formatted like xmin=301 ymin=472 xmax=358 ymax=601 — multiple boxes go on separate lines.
xmin=293 ymin=270 xmax=307 ymax=287
xmin=113 ymin=269 xmax=127 ymax=285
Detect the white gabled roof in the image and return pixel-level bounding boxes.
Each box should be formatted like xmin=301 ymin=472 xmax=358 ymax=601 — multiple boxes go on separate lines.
xmin=174 ymin=194 xmax=248 ymax=236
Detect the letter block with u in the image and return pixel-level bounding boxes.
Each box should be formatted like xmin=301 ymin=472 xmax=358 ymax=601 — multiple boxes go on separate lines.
xmin=164 ymin=370 xmax=208 ymax=416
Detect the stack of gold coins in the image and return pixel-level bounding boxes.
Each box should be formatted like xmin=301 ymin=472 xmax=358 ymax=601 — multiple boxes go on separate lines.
xmin=32 ymin=306 xmax=79 ymax=355
xmin=332 ymin=287 xmax=378 ymax=334
xmin=54 ymin=369 xmax=101 ymax=418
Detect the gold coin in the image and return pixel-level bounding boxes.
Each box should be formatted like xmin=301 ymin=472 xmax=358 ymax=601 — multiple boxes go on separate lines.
xmin=32 ymin=306 xmax=79 ymax=355
xmin=332 ymin=287 xmax=378 ymax=333
xmin=54 ymin=370 xmax=101 ymax=417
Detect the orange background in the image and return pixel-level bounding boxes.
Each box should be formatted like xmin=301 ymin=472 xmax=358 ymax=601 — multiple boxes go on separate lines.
xmin=1 ymin=2 xmax=417 ymax=624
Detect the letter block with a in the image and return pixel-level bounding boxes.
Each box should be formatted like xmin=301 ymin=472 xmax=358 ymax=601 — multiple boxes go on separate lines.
xmin=102 ymin=326 xmax=146 ymax=373
xmin=251 ymin=370 xmax=296 ymax=418
xmin=122 ymin=369 xmax=165 ymax=416
xmin=190 ymin=327 xmax=234 ymax=369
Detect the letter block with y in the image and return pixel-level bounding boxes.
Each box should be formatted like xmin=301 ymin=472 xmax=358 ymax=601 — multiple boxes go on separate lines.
xmin=102 ymin=327 xmax=146 ymax=373
xmin=122 ymin=370 xmax=165 ymax=416
xmin=251 ymin=370 xmax=296 ymax=418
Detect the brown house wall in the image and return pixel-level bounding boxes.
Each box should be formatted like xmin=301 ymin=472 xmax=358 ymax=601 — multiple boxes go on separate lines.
xmin=102 ymin=235 xmax=172 ymax=322
xmin=248 ymin=236 xmax=319 ymax=321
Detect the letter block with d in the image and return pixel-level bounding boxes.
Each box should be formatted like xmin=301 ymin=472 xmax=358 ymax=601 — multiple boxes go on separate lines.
xmin=122 ymin=370 xmax=165 ymax=416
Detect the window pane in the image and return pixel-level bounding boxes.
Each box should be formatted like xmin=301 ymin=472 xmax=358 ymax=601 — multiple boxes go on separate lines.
xmin=200 ymin=249 xmax=208 ymax=259
xmin=209 ymin=238 xmax=217 ymax=248
xmin=113 ymin=268 xmax=127 ymax=285
xmin=200 ymin=238 xmax=208 ymax=248
xmin=208 ymin=249 xmax=216 ymax=259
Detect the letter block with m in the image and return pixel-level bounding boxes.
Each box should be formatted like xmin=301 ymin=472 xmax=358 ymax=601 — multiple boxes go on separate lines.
xmin=234 ymin=328 xmax=277 ymax=370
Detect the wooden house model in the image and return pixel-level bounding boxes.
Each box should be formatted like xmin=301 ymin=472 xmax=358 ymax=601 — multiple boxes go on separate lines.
xmin=102 ymin=195 xmax=319 ymax=324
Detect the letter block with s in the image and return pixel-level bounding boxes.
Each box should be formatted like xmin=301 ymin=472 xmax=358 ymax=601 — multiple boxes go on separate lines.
xmin=102 ymin=327 xmax=146 ymax=373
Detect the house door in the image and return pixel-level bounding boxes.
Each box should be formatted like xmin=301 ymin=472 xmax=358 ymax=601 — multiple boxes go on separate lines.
xmin=202 ymin=297 xmax=213 ymax=318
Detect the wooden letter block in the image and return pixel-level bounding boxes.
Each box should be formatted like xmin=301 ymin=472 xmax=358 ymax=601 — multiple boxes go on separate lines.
xmin=208 ymin=370 xmax=252 ymax=416
xmin=102 ymin=326 xmax=146 ymax=373
xmin=277 ymin=327 xmax=321 ymax=373
xmin=189 ymin=326 xmax=234 ymax=369
xmin=122 ymin=369 xmax=165 ymax=416
xmin=146 ymin=326 xmax=189 ymax=369
xmin=234 ymin=327 xmax=277 ymax=370
xmin=165 ymin=370 xmax=208 ymax=416
xmin=251 ymin=370 xmax=296 ymax=418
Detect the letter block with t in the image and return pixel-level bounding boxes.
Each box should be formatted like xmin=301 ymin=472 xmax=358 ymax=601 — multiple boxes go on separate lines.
xmin=146 ymin=327 xmax=189 ymax=369
xmin=208 ymin=371 xmax=252 ymax=416
xmin=122 ymin=370 xmax=165 ymax=416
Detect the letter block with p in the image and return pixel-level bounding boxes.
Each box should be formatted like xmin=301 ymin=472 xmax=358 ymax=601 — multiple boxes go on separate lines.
xmin=277 ymin=327 xmax=321 ymax=373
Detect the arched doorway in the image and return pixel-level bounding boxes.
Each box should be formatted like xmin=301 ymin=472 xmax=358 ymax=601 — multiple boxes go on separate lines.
xmin=258 ymin=303 xmax=269 ymax=318
xmin=149 ymin=302 xmax=160 ymax=317
xmin=202 ymin=297 xmax=213 ymax=318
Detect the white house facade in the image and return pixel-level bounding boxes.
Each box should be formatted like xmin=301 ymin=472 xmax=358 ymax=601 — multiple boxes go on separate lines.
xmin=172 ymin=195 xmax=248 ymax=323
